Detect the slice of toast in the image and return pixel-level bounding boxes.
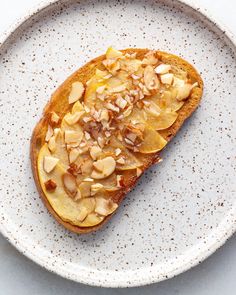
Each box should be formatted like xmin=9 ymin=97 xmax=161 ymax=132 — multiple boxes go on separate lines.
xmin=31 ymin=48 xmax=203 ymax=234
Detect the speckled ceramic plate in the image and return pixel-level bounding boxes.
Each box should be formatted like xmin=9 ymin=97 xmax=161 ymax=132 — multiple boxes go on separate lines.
xmin=0 ymin=0 xmax=236 ymax=288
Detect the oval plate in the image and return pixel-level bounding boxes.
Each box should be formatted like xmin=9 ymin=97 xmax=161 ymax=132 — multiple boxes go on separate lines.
xmin=0 ymin=0 xmax=235 ymax=288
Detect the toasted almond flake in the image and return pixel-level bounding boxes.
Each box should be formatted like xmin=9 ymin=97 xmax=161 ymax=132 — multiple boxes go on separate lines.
xmin=160 ymin=73 xmax=174 ymax=85
xmin=106 ymin=102 xmax=120 ymax=113
xmin=48 ymin=136 xmax=56 ymax=153
xmin=83 ymin=116 xmax=92 ymax=123
xmin=124 ymin=138 xmax=134 ymax=145
xmin=62 ymin=173 xmax=77 ymax=197
xmin=97 ymin=136 xmax=105 ymax=148
xmin=106 ymin=47 xmax=123 ymax=59
xmin=176 ymin=83 xmax=192 ymax=101
xmin=136 ymin=167 xmax=142 ymax=177
xmin=143 ymin=65 xmax=160 ymax=90
xmin=43 ymin=156 xmax=59 ymax=173
xmin=91 ymin=156 xmax=116 ymax=179
xmin=83 ymin=177 xmax=94 ymax=182
xmin=91 ymin=183 xmax=104 ymax=196
xmin=116 ymin=157 xmax=125 ymax=164
xmin=45 ymin=125 xmax=53 ymax=142
xmin=64 ymin=111 xmax=85 ymax=125
xmin=50 ymin=112 xmax=60 ymax=124
xmin=115 ymin=96 xmax=127 ymax=109
xmin=99 ymin=109 xmax=109 ymax=122
xmin=79 ymin=141 xmax=87 ymax=148
xmin=69 ymin=148 xmax=80 ymax=163
xmin=96 ymin=85 xmax=106 ymax=94
xmin=68 ymin=82 xmax=85 ymax=104
xmin=143 ymin=100 xmax=151 ymax=106
xmin=117 ymin=175 xmax=124 ymax=188
xmin=84 ymin=105 xmax=90 ymax=113
xmin=142 ymin=51 xmax=158 ymax=65
xmin=74 ymin=189 xmax=82 ymax=201
xmin=124 ymin=94 xmax=132 ymax=104
xmin=131 ymin=74 xmax=141 ymax=80
xmin=95 ymin=198 xmax=118 ymax=216
xmin=53 ymin=128 xmax=61 ymax=139
xmin=123 ymin=105 xmax=133 ymax=117
xmin=97 ymin=93 xmax=106 ymax=101
xmin=155 ymin=64 xmax=171 ymax=74
xmin=84 ymin=131 xmax=91 ymax=140
xmin=105 ymin=131 xmax=111 ymax=138
xmin=104 ymin=74 xmax=112 ymax=79
xmin=115 ymin=148 xmax=122 ymax=156
xmin=109 ymin=84 xmax=127 ymax=93
xmin=64 ymin=129 xmax=83 ymax=144
xmin=90 ymin=145 xmax=102 ymax=160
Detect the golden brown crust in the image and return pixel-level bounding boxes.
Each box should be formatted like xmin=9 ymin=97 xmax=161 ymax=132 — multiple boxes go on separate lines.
xmin=30 ymin=49 xmax=203 ymax=234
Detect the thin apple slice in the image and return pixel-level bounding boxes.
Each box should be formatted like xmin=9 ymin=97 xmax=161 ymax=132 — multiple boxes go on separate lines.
xmin=138 ymin=126 xmax=167 ymax=154
xmin=146 ymin=110 xmax=178 ymax=130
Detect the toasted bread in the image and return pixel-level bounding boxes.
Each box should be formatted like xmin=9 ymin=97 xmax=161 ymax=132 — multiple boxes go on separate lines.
xmin=31 ymin=48 xmax=203 ymax=234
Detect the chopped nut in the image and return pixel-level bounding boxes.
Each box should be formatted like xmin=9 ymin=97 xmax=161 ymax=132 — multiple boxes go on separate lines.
xmin=64 ymin=129 xmax=83 ymax=144
xmin=123 ymin=105 xmax=133 ymax=118
xmin=91 ymin=183 xmax=104 ymax=196
xmin=67 ymin=163 xmax=81 ymax=176
xmin=155 ymin=64 xmax=171 ymax=74
xmin=50 ymin=112 xmax=60 ymax=124
xmin=176 ymin=83 xmax=192 ymax=101
xmin=143 ymin=65 xmax=160 ymax=90
xmin=99 ymin=109 xmax=110 ymax=122
xmin=84 ymin=131 xmax=91 ymax=140
xmin=97 ymin=136 xmax=105 ymax=148
xmin=83 ymin=116 xmax=93 ymax=123
xmin=96 ymin=85 xmax=106 ymax=94
xmin=84 ymin=105 xmax=90 ymax=113
xmin=62 ymin=173 xmax=77 ymax=197
xmin=45 ymin=125 xmax=53 ymax=142
xmin=44 ymin=179 xmax=57 ymax=192
xmin=160 ymin=73 xmax=174 ymax=85
xmin=109 ymin=84 xmax=127 ymax=93
xmin=43 ymin=156 xmax=59 ymax=173
xmin=91 ymin=156 xmax=116 ymax=179
xmin=64 ymin=111 xmax=84 ymax=125
xmin=79 ymin=181 xmax=92 ymax=197
xmin=69 ymin=148 xmax=80 ymax=163
xmin=115 ymin=96 xmax=127 ymax=109
xmin=142 ymin=51 xmax=158 ymax=65
xmin=106 ymin=47 xmax=123 ymax=59
xmin=117 ymin=175 xmax=125 ymax=187
xmin=116 ymin=157 xmax=125 ymax=164
xmin=48 ymin=136 xmax=56 ymax=153
xmin=115 ymin=148 xmax=122 ymax=156
xmin=68 ymin=81 xmax=85 ymax=104
xmin=106 ymin=102 xmax=120 ymax=113
xmin=90 ymin=145 xmax=102 ymax=160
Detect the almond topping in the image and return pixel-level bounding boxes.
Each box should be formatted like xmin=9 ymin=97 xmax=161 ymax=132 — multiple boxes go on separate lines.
xmin=48 ymin=136 xmax=56 ymax=153
xmin=64 ymin=111 xmax=84 ymax=125
xmin=69 ymin=148 xmax=80 ymax=163
xmin=45 ymin=125 xmax=53 ymax=142
xmin=43 ymin=156 xmax=59 ymax=173
xmin=62 ymin=173 xmax=77 ymax=197
xmin=50 ymin=112 xmax=60 ymax=124
xmin=115 ymin=96 xmax=127 ymax=109
xmin=142 ymin=51 xmax=158 ymax=65
xmin=79 ymin=181 xmax=92 ymax=197
xmin=68 ymin=82 xmax=85 ymax=104
xmin=109 ymin=84 xmax=127 ymax=93
xmin=143 ymin=65 xmax=160 ymax=90
xmin=90 ymin=145 xmax=102 ymax=160
xmin=91 ymin=156 xmax=116 ymax=179
xmin=67 ymin=163 xmax=81 ymax=176
xmin=84 ymin=131 xmax=91 ymax=140
xmin=106 ymin=102 xmax=120 ymax=113
xmin=115 ymin=148 xmax=122 ymax=156
xmin=160 ymin=73 xmax=174 ymax=85
xmin=96 ymin=85 xmax=106 ymax=94
xmin=117 ymin=175 xmax=125 ymax=188
xmin=155 ymin=64 xmax=171 ymax=74
xmin=100 ymin=109 xmax=110 ymax=122
xmin=44 ymin=179 xmax=57 ymax=192
xmin=64 ymin=129 xmax=83 ymax=144
xmin=176 ymin=83 xmax=192 ymax=101
xmin=116 ymin=157 xmax=125 ymax=164
xmin=123 ymin=105 xmax=133 ymax=118
xmin=91 ymin=183 xmax=104 ymax=196
xmin=95 ymin=198 xmax=118 ymax=216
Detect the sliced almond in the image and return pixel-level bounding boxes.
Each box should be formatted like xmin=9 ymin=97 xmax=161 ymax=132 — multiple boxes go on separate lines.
xmin=143 ymin=65 xmax=160 ymax=90
xmin=91 ymin=156 xmax=116 ymax=179
xmin=43 ymin=156 xmax=59 ymax=173
xmin=136 ymin=167 xmax=142 ymax=177
xmin=48 ymin=136 xmax=56 ymax=153
xmin=62 ymin=173 xmax=77 ymax=197
xmin=115 ymin=148 xmax=122 ymax=156
xmin=99 ymin=109 xmax=110 ymax=122
xmin=76 ymin=206 xmax=88 ymax=222
xmin=123 ymin=105 xmax=133 ymax=118
xmin=95 ymin=198 xmax=118 ymax=216
xmin=64 ymin=111 xmax=85 ymax=125
xmin=68 ymin=82 xmax=85 ymax=104
xmin=91 ymin=183 xmax=104 ymax=196
xmin=90 ymin=145 xmax=102 ymax=160
xmin=84 ymin=131 xmax=91 ymax=140
xmin=142 ymin=52 xmax=158 ymax=65
xmin=79 ymin=181 xmax=92 ymax=197
xmin=155 ymin=64 xmax=171 ymax=74
xmin=96 ymin=85 xmax=106 ymax=94
xmin=69 ymin=148 xmax=80 ymax=163
xmin=176 ymin=83 xmax=192 ymax=101
xmin=106 ymin=102 xmax=120 ymax=113
xmin=64 ymin=129 xmax=83 ymax=144
xmin=160 ymin=73 xmax=174 ymax=85
xmin=109 ymin=84 xmax=127 ymax=93
xmin=97 ymin=136 xmax=105 ymax=148
xmin=45 ymin=125 xmax=53 ymax=142
xmin=115 ymin=96 xmax=127 ymax=109
xmin=50 ymin=112 xmax=60 ymax=124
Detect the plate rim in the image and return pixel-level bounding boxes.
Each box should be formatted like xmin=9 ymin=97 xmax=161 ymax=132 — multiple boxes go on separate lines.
xmin=0 ymin=0 xmax=235 ymax=288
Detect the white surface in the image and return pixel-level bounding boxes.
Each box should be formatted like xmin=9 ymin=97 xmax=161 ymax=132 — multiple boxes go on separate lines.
xmin=0 ymin=0 xmax=235 ymax=293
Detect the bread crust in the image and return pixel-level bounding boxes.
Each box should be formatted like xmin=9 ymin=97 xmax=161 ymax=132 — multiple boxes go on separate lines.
xmin=31 ymin=49 xmax=203 ymax=234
